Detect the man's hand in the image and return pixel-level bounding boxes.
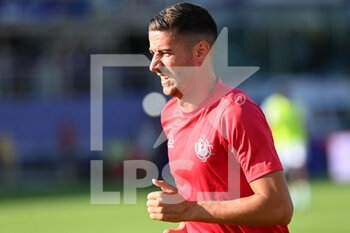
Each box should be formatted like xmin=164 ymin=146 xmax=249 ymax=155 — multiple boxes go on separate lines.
xmin=147 ymin=179 xmax=192 ymax=223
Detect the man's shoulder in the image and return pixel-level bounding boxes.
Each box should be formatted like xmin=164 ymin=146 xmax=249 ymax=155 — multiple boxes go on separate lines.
xmin=218 ymin=88 xmax=250 ymax=111
xmin=218 ymin=88 xmax=263 ymax=122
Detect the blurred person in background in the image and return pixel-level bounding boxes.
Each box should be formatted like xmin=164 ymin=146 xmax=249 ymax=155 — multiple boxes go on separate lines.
xmin=146 ymin=3 xmax=293 ymax=233
xmin=326 ymin=131 xmax=350 ymax=183
xmin=0 ymin=130 xmax=16 ymax=190
xmin=262 ymin=92 xmax=311 ymax=211
xmin=57 ymin=121 xmax=78 ymax=185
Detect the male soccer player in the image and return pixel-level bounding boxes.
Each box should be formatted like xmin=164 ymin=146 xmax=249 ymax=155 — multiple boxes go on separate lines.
xmin=146 ymin=3 xmax=293 ymax=233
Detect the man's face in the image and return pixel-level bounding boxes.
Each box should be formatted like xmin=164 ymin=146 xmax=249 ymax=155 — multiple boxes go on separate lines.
xmin=148 ymin=30 xmax=196 ymax=98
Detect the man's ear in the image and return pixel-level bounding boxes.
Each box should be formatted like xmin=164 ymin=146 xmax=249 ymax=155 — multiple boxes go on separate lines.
xmin=194 ymin=41 xmax=210 ymax=65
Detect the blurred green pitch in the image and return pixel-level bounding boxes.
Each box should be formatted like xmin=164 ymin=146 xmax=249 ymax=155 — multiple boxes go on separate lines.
xmin=0 ymin=180 xmax=349 ymax=233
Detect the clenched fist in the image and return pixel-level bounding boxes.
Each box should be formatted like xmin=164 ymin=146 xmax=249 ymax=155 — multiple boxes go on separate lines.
xmin=147 ymin=179 xmax=192 ymax=223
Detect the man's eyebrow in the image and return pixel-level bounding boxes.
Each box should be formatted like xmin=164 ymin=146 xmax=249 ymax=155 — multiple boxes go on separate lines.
xmin=149 ymin=48 xmax=173 ymax=54
xmin=158 ymin=49 xmax=172 ymax=53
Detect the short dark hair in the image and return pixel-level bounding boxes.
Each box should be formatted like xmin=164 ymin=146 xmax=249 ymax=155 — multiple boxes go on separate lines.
xmin=148 ymin=2 xmax=217 ymax=46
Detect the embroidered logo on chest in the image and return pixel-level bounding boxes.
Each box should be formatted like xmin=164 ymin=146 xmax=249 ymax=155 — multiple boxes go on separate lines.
xmin=195 ymin=135 xmax=215 ymax=162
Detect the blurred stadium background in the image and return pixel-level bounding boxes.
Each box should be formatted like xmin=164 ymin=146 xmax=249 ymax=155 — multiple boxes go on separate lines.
xmin=0 ymin=0 xmax=349 ymax=232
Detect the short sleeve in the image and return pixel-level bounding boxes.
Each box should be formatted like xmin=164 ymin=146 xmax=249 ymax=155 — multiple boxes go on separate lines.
xmin=221 ymin=101 xmax=283 ymax=183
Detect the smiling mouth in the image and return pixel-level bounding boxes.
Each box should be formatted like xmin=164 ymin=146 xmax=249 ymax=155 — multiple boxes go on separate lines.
xmin=161 ymin=77 xmax=170 ymax=85
xmin=157 ymin=73 xmax=170 ymax=85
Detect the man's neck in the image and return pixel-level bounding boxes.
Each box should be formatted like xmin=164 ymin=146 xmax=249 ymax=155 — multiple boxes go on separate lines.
xmin=177 ymin=75 xmax=217 ymax=113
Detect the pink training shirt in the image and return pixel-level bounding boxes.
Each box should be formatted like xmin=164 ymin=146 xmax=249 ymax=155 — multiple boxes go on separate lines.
xmin=161 ymin=79 xmax=289 ymax=233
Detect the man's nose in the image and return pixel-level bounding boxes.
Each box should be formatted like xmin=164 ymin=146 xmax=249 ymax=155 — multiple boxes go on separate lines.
xmin=149 ymin=56 xmax=162 ymax=73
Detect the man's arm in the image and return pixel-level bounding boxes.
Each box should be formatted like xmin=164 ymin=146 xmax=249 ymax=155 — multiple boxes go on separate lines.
xmin=147 ymin=171 xmax=293 ymax=226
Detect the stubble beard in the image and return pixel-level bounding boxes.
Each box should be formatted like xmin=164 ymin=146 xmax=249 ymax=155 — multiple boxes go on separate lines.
xmin=162 ymin=82 xmax=183 ymax=98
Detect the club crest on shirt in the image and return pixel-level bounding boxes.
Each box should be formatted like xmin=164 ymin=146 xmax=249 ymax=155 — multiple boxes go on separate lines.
xmin=168 ymin=134 xmax=175 ymax=148
xmin=195 ymin=135 xmax=214 ymax=162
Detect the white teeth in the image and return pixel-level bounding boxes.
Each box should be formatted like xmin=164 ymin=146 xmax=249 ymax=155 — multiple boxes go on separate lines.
xmin=161 ymin=78 xmax=170 ymax=85
xmin=157 ymin=73 xmax=170 ymax=85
